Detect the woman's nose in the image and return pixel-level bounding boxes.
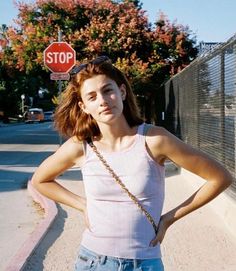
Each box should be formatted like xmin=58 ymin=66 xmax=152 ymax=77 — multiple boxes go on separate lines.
xmin=98 ymin=94 xmax=107 ymax=105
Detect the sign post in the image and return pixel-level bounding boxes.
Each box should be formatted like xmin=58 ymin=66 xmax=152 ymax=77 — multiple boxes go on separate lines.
xmin=43 ymin=30 xmax=76 ymax=144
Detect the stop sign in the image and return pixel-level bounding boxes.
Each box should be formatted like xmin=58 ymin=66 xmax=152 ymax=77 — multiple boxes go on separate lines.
xmin=43 ymin=42 xmax=76 ymax=73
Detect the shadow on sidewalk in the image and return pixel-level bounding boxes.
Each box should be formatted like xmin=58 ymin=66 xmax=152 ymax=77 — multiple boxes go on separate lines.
xmin=23 ymin=205 xmax=67 ymax=271
xmin=165 ymin=163 xmax=180 ymax=178
xmin=59 ymin=167 xmax=83 ymax=181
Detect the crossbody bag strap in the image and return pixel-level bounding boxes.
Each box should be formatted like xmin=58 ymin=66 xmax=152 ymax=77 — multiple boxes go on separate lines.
xmin=87 ymin=138 xmax=158 ymax=236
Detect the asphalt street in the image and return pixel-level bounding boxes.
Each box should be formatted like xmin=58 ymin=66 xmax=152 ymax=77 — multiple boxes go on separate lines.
xmin=0 ymin=122 xmax=60 ymax=191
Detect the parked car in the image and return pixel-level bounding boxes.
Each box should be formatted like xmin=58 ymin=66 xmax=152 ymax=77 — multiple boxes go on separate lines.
xmin=25 ymin=108 xmax=44 ymax=123
xmin=44 ymin=111 xmax=54 ymax=121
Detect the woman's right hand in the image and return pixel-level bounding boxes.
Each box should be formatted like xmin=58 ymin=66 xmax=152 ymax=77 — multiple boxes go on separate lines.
xmin=149 ymin=213 xmax=173 ymax=247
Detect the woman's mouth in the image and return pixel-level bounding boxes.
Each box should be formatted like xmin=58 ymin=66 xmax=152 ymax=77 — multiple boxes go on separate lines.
xmin=100 ymin=107 xmax=112 ymax=114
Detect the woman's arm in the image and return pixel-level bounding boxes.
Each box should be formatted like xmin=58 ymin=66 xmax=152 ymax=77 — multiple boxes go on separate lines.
xmin=146 ymin=126 xmax=233 ymax=246
xmin=31 ymin=137 xmax=86 ymax=213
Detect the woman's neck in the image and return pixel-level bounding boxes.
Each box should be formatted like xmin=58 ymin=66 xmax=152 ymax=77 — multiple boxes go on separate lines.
xmin=94 ymin=121 xmax=138 ymax=152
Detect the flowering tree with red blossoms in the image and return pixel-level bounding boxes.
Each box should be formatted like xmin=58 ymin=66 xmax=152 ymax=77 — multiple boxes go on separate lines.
xmin=0 ymin=0 xmax=198 ymax=121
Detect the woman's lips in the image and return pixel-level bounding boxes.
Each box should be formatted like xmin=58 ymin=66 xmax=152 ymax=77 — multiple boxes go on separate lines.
xmin=100 ymin=107 xmax=112 ymax=114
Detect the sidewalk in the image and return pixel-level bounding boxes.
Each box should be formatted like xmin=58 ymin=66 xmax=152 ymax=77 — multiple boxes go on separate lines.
xmin=6 ymin=165 xmax=236 ymax=271
xmin=0 ymin=188 xmax=44 ymax=271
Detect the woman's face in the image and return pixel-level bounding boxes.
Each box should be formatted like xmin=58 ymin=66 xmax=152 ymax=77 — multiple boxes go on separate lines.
xmin=79 ymin=74 xmax=126 ymax=125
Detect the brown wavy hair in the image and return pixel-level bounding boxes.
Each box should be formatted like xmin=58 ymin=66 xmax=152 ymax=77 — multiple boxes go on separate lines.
xmin=54 ymin=57 xmax=143 ymax=141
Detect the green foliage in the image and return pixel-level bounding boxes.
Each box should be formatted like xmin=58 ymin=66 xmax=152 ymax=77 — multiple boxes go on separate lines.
xmin=0 ymin=0 xmax=198 ymax=120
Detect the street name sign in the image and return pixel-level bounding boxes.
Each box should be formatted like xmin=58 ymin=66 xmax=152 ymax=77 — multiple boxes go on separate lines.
xmin=50 ymin=73 xmax=70 ymax=81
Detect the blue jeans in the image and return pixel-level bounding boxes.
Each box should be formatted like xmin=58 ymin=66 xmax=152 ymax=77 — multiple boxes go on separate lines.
xmin=74 ymin=246 xmax=164 ymax=271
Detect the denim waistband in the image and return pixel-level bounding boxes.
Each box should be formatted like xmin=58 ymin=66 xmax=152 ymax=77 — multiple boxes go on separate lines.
xmin=78 ymin=245 xmax=161 ymax=268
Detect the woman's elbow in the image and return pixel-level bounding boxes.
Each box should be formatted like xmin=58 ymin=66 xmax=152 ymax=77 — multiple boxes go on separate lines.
xmin=218 ymin=170 xmax=233 ymax=190
xmin=224 ymin=176 xmax=233 ymax=188
xmin=31 ymin=175 xmax=40 ymax=190
xmin=30 ymin=170 xmax=47 ymax=191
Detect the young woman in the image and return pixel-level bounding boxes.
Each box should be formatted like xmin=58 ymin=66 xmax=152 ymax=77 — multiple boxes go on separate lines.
xmin=32 ymin=56 xmax=232 ymax=271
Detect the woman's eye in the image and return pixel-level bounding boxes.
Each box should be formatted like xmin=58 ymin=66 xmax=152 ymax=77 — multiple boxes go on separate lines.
xmin=88 ymin=96 xmax=95 ymax=101
xmin=104 ymin=89 xmax=112 ymax=93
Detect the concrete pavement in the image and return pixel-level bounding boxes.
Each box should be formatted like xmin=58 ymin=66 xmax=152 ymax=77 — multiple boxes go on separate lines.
xmin=0 ymin=187 xmax=44 ymax=270
xmin=3 ymin=164 xmax=236 ymax=271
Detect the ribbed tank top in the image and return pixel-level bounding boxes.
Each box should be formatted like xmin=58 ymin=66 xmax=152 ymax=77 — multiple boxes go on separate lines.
xmin=80 ymin=123 xmax=165 ymax=259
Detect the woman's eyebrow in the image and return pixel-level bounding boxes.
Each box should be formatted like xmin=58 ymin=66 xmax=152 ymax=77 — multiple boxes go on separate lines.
xmin=85 ymin=83 xmax=113 ymax=97
xmin=101 ymin=83 xmax=113 ymax=90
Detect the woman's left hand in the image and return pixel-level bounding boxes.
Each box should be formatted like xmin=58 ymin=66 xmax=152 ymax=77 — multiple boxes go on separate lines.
xmin=149 ymin=213 xmax=173 ymax=247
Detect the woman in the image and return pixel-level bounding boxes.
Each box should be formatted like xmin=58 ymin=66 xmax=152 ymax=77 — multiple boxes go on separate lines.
xmin=32 ymin=56 xmax=232 ymax=271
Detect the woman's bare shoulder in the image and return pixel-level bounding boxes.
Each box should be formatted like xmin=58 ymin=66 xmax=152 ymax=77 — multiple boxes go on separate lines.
xmin=146 ymin=124 xmax=184 ymax=151
xmin=53 ymin=136 xmax=84 ymax=164
xmin=146 ymin=125 xmax=170 ymax=141
xmin=61 ymin=136 xmax=83 ymax=149
xmin=144 ymin=125 xmax=172 ymax=164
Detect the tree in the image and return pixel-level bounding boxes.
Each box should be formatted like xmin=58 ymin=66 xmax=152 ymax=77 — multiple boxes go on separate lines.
xmin=0 ymin=0 xmax=198 ymax=121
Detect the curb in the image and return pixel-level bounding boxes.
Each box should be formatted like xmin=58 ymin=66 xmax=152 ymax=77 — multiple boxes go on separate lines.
xmin=0 ymin=122 xmax=25 ymax=128
xmin=5 ymin=181 xmax=58 ymax=271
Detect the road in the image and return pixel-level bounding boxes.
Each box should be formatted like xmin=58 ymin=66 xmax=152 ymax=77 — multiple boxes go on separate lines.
xmin=0 ymin=122 xmax=60 ymax=270
xmin=0 ymin=122 xmax=60 ymax=191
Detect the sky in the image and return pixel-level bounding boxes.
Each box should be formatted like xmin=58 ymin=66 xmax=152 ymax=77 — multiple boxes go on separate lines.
xmin=0 ymin=0 xmax=235 ymax=44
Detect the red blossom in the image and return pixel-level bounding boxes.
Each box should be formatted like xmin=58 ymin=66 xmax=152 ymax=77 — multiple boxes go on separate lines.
xmin=2 ymin=1 xmax=197 ymax=79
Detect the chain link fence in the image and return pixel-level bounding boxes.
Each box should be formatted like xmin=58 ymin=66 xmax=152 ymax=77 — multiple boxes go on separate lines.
xmin=164 ymin=35 xmax=236 ymax=199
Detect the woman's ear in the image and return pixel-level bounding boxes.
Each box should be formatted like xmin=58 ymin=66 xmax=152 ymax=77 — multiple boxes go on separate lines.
xmin=78 ymin=101 xmax=89 ymax=114
xmin=120 ymin=84 xmax=126 ymax=100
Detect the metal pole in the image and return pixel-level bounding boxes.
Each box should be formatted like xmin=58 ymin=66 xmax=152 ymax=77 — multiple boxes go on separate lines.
xmin=58 ymin=27 xmax=63 ymax=145
xmin=21 ymin=94 xmax=25 ymax=115
xmin=234 ymin=44 xmax=236 ymax=180
xmin=220 ymin=51 xmax=225 ymax=165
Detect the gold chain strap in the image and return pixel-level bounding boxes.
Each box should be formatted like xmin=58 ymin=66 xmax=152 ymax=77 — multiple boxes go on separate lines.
xmin=88 ymin=140 xmax=158 ymax=235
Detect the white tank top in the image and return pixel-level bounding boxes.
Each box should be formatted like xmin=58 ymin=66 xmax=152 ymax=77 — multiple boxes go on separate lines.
xmin=80 ymin=123 xmax=165 ymax=259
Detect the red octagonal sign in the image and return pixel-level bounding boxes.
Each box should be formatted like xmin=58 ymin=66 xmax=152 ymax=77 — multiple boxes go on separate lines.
xmin=44 ymin=42 xmax=76 ymax=73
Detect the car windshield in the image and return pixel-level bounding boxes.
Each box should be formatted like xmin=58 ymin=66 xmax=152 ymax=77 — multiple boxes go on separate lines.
xmin=30 ymin=111 xmax=41 ymax=114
